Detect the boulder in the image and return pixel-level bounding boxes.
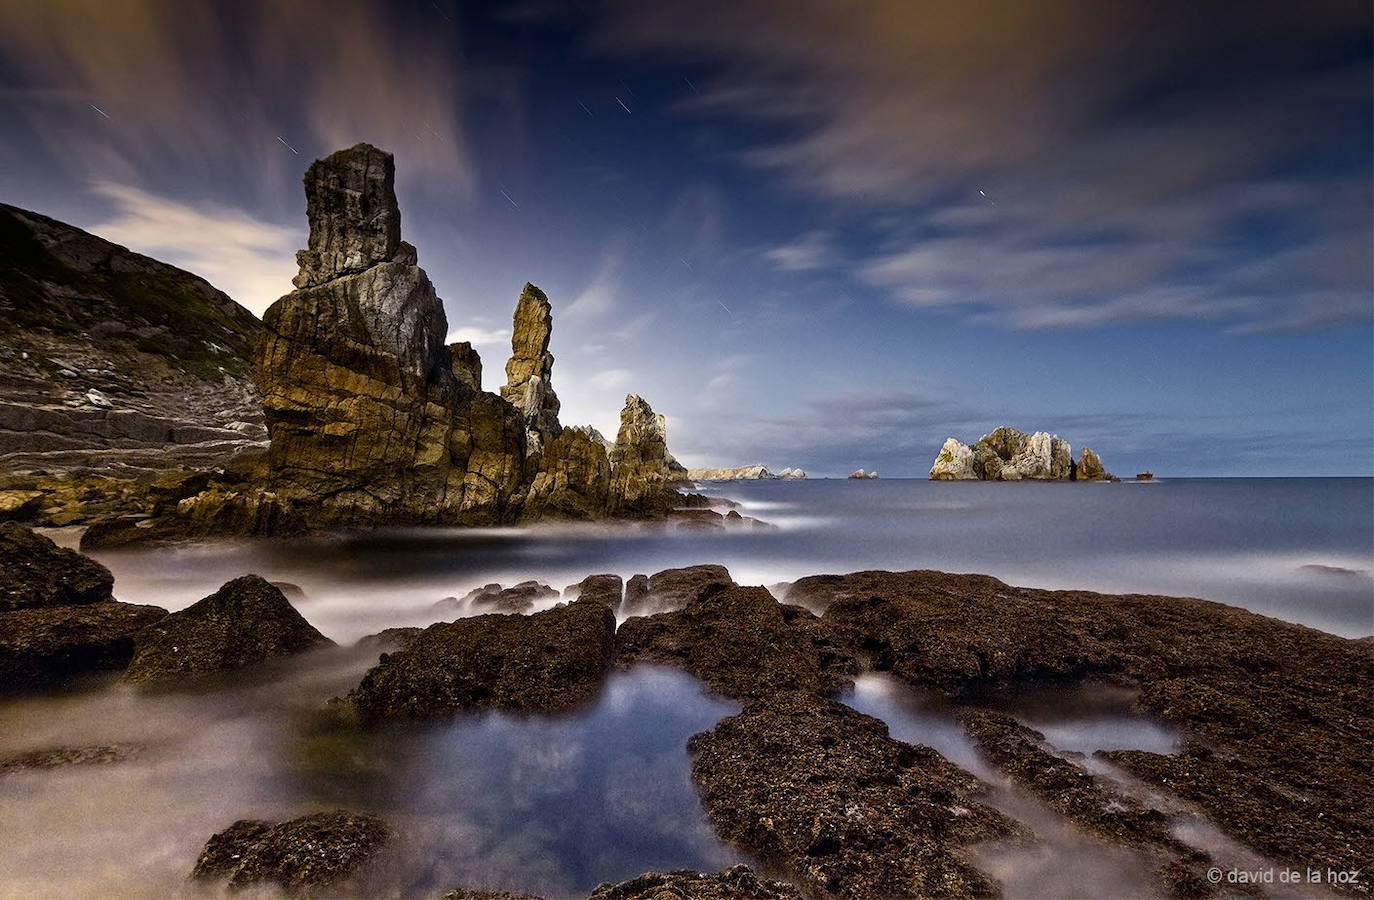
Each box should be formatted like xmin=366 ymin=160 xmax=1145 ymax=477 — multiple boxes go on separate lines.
xmin=589 ymin=866 xmax=802 ymax=899
xmin=608 ymin=395 xmax=686 ymax=516
xmin=927 ymin=438 xmax=978 ymax=480
xmin=459 ymin=580 xmax=558 ymax=613
xmin=687 ymin=694 xmax=1021 ymax=899
xmin=615 ymin=584 xmax=858 ymax=701
xmin=645 ymin=564 xmax=734 ymax=609
xmin=0 ymin=522 xmax=113 ymax=610
xmin=563 ymin=574 xmax=623 ymax=610
xmin=499 ymin=283 xmax=562 ymax=455
xmin=121 ymin=575 xmax=333 ymax=684
xmin=192 ymin=811 xmax=389 ymax=894
xmin=0 ymin=601 xmax=167 ymax=693
xmin=345 ymin=600 xmax=616 ymax=722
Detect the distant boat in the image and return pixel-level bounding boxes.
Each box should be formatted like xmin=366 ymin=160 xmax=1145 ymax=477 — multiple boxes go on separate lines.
xmin=1136 ymin=471 xmax=1154 ymax=481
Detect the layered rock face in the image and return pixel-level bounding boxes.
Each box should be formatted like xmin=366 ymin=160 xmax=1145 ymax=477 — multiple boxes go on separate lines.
xmin=499 ymin=283 xmax=562 ymax=456
xmin=0 ymin=204 xmax=265 ymax=475
xmin=929 ymin=426 xmax=1115 ymax=481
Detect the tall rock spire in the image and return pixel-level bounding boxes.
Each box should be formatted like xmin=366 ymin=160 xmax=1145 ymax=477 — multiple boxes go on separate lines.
xmin=500 ymin=283 xmax=562 ymax=455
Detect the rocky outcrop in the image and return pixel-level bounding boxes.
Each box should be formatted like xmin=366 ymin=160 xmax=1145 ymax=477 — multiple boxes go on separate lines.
xmin=563 ymin=574 xmax=623 ymax=610
xmin=0 ymin=523 xmax=167 ymax=692
xmin=519 ymin=426 xmax=612 ymax=521
xmin=848 ymin=468 xmax=878 ymax=479
xmin=434 ymin=580 xmax=559 ymax=615
xmin=688 ymin=694 xmax=1021 ymax=899
xmin=449 ymin=341 xmax=482 ymax=392
xmin=615 ymin=584 xmax=859 ymax=701
xmin=1 ymin=521 xmax=113 ymax=610
xmin=192 ymin=811 xmax=389 ymax=894
xmin=121 ymin=575 xmax=333 ymax=685
xmin=609 ymin=395 xmax=688 ymax=516
xmin=777 ymin=467 xmax=806 ymax=480
xmin=804 ymin=569 xmax=1373 ymax=880
xmin=929 ymin=426 xmax=1116 ymax=481
xmin=0 ymin=203 xmax=265 ymax=475
xmin=500 ymin=283 xmax=562 ymax=456
xmin=10 ymin=145 xmax=690 ymax=538
xmin=589 ymin=866 xmax=802 ymax=899
xmin=345 ymin=599 xmax=616 ymax=722
xmin=685 ymin=464 xmax=807 ymax=481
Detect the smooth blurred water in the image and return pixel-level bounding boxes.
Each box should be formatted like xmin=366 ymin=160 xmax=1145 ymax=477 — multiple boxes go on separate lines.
xmin=82 ymin=477 xmax=1374 ymax=639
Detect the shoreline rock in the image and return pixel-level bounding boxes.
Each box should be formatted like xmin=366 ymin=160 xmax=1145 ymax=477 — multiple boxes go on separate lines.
xmin=192 ymin=811 xmax=389 ymax=894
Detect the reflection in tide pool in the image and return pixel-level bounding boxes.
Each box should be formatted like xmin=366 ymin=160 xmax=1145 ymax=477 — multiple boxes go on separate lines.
xmin=0 ymin=659 xmax=741 ymax=899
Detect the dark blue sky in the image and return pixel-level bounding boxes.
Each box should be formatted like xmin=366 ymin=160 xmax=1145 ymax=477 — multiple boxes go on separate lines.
xmin=1 ymin=0 xmax=1370 ymax=476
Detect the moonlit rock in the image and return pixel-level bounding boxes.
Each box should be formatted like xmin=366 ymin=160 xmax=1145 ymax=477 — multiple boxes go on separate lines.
xmin=929 ymin=438 xmax=978 ymax=480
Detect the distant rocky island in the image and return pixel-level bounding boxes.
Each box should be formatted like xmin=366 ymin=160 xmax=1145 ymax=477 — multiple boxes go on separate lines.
xmin=0 ymin=144 xmax=712 ymax=542
xmin=848 ymin=469 xmax=879 ymax=479
xmin=929 ymin=426 xmax=1116 ymax=481
xmin=686 ymin=464 xmax=806 ymax=482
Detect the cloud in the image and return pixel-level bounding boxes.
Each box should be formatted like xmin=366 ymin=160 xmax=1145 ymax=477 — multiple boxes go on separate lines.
xmin=85 ymin=182 xmax=296 ymax=315
xmin=589 ymin=368 xmax=634 ymax=390
xmin=596 ymin=0 xmax=1372 ymax=333
xmin=0 ymin=0 xmax=476 ymax=202
xmin=446 ymin=325 xmax=513 ymax=349
xmin=764 ymin=230 xmax=837 ymax=272
xmin=565 ymin=240 xmax=627 ymax=319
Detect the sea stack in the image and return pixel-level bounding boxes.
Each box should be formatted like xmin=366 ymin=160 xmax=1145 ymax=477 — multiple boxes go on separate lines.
xmin=500 ymin=283 xmax=562 ymax=457
xmin=928 ymin=426 xmax=1116 ymax=481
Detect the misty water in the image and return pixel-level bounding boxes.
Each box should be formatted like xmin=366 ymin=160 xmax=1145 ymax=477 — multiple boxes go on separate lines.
xmin=3 ymin=477 xmax=1370 ymax=897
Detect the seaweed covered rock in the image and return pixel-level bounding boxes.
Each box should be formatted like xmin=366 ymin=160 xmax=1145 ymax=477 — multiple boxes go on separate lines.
xmin=616 ymin=584 xmax=858 ymax=701
xmin=563 ymin=574 xmax=623 ymax=610
xmin=589 ymin=866 xmax=802 ymax=899
xmin=960 ymin=710 xmax=1215 ymax=897
xmin=688 ymin=694 xmax=1020 ymax=899
xmin=346 ymin=600 xmax=616 ymax=722
xmin=452 ymin=580 xmax=559 ymax=614
xmin=0 ymin=522 xmax=113 ymax=610
xmin=192 ymin=811 xmax=389 ymax=894
xmin=807 ymin=569 xmax=1374 ymax=884
xmin=1 ymin=601 xmax=168 ymax=692
xmin=122 ymin=575 xmax=332 ymax=684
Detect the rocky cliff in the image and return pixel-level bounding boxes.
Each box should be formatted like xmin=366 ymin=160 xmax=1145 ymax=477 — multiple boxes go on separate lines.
xmin=53 ymin=143 xmax=691 ymax=540
xmin=0 ymin=204 xmax=266 ymax=474
xmin=929 ymin=426 xmax=1115 ymax=481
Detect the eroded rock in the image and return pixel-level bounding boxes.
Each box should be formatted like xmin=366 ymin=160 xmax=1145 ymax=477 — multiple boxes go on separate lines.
xmin=0 ymin=600 xmax=167 ymax=693
xmin=688 ymin=694 xmax=1021 ymax=899
xmin=500 ymin=283 xmax=562 ymax=456
xmin=346 ymin=600 xmax=616 ymax=722
xmin=0 ymin=522 xmax=113 ymax=610
xmin=192 ymin=810 xmax=389 ymax=894
xmin=122 ymin=575 xmax=332 ymax=684
xmin=589 ymin=866 xmax=802 ymax=899
xmin=615 ymin=584 xmax=858 ymax=701
xmin=609 ymin=395 xmax=687 ymax=516
xmin=563 ymin=574 xmax=623 ymax=610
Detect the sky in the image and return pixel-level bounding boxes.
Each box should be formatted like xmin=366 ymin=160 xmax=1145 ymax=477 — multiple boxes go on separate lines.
xmin=0 ymin=0 xmax=1370 ymax=477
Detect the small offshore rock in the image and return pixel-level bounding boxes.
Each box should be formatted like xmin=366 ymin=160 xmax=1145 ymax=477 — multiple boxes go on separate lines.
xmin=563 ymin=574 xmax=623 ymax=610
xmin=122 ymin=575 xmax=333 ymax=684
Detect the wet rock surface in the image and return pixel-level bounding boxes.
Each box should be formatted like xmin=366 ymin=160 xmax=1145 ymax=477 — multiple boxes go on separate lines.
xmin=459 ymin=580 xmax=559 ymax=613
xmin=960 ymin=710 xmax=1216 ymax=898
xmin=616 ymin=584 xmax=858 ymax=702
xmin=0 ymin=521 xmax=113 ymax=609
xmin=804 ymin=569 xmax=1373 ymax=888
xmin=346 ymin=600 xmax=616 ymax=722
xmin=564 ymin=574 xmax=623 ymax=610
xmin=192 ymin=810 xmax=389 ymax=894
xmin=688 ymin=693 xmax=1021 ymax=899
xmin=589 ymin=865 xmax=802 ymax=899
xmin=0 ymin=601 xmax=168 ymax=692
xmin=122 ymin=575 xmax=333 ymax=685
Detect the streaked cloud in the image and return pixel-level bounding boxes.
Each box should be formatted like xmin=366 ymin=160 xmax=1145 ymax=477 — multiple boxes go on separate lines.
xmin=764 ymin=230 xmax=837 ymax=272
xmin=446 ymin=325 xmax=513 ymax=349
xmin=86 ymin=182 xmax=296 ymax=315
